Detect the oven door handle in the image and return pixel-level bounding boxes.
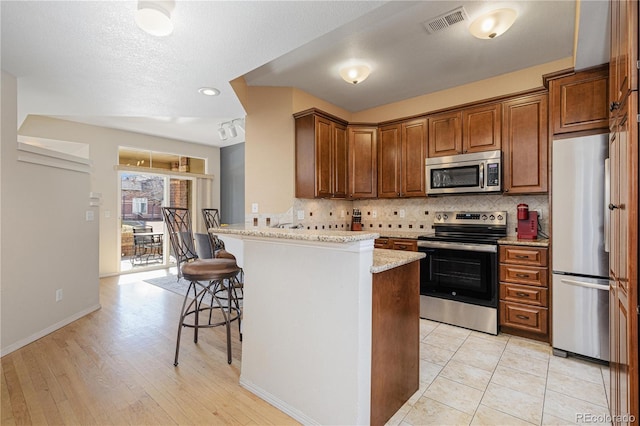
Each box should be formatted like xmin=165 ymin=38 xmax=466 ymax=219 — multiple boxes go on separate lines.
xmin=418 ymin=240 xmax=497 ymax=253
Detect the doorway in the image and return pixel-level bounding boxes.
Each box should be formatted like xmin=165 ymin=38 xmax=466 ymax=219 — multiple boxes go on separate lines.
xmin=119 ymin=172 xmax=194 ymax=272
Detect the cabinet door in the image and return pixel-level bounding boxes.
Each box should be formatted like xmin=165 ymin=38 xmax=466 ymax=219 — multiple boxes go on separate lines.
xmin=332 ymin=122 xmax=348 ymax=198
xmin=348 ymin=126 xmax=377 ymax=199
xmin=402 ymin=118 xmax=427 ymax=197
xmin=502 ymin=94 xmax=548 ymax=194
xmin=610 ymin=0 xmax=620 ymax=129
xmin=315 ymin=116 xmax=333 ymax=198
xmin=550 ymin=67 xmax=609 ymax=135
xmin=378 ymin=124 xmax=401 ymax=198
xmin=427 ymin=111 xmax=462 ymax=157
xmin=463 ymin=103 xmax=501 ymax=153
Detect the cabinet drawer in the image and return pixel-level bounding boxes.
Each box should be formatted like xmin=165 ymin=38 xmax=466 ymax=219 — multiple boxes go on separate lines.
xmin=500 ymin=265 xmax=548 ymax=287
xmin=499 ymin=245 xmax=548 ymax=266
xmin=390 ymin=239 xmax=418 ymax=252
xmin=500 ymin=283 xmax=548 ymax=307
xmin=374 ymin=238 xmax=389 ymax=249
xmin=499 ymin=301 xmax=548 ymax=334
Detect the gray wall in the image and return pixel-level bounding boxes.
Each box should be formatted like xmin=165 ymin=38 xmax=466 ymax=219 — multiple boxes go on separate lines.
xmin=220 ymin=142 xmax=245 ymax=224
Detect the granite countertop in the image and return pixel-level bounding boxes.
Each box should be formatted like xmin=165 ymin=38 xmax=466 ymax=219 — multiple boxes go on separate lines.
xmin=498 ymin=236 xmax=550 ymax=247
xmin=372 ymin=249 xmax=425 ymax=274
xmin=374 ymin=230 xmax=428 ymax=239
xmin=211 ymin=224 xmax=380 ymax=243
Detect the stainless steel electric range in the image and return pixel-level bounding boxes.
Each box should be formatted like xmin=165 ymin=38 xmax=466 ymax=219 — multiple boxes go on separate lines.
xmin=417 ymin=211 xmax=507 ymax=335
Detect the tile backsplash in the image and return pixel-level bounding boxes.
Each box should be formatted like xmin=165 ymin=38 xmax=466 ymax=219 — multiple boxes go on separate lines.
xmin=286 ymin=194 xmax=549 ymax=237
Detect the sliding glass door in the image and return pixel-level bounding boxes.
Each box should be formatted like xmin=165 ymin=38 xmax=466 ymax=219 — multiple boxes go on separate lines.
xmin=119 ymin=172 xmax=194 ymax=272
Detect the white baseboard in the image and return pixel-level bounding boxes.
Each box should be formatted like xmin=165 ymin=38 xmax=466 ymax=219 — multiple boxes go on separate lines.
xmin=0 ymin=304 xmax=101 ymax=357
xmin=239 ymin=376 xmax=320 ymax=425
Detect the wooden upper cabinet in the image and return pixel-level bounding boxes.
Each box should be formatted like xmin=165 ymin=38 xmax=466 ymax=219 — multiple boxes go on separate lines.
xmin=428 ymin=103 xmax=500 ymax=157
xmin=610 ymin=0 xmax=638 ymax=111
xmin=428 ymin=111 xmax=462 ymax=157
xmin=378 ymin=123 xmax=401 ymax=198
xmin=378 ymin=118 xmax=427 ymax=198
xmin=402 ymin=118 xmax=427 ymax=197
xmin=502 ymin=93 xmax=549 ymax=194
xmin=550 ymin=66 xmax=609 ymax=135
xmin=463 ymin=103 xmax=501 ymax=153
xmin=294 ymin=109 xmax=348 ymax=199
xmin=347 ymin=126 xmax=377 ymax=199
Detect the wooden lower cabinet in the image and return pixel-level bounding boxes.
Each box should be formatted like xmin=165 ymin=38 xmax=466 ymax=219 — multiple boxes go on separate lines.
xmin=499 ymin=244 xmax=550 ymax=342
xmin=374 ymin=237 xmax=418 ymax=251
xmin=371 ymin=261 xmax=419 ymax=426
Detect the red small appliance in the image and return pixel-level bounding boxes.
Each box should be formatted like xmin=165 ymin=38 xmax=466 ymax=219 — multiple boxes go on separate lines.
xmin=517 ymin=204 xmax=538 ymax=239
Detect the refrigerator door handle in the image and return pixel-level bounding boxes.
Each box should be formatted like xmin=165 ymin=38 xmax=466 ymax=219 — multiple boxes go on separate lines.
xmin=560 ymin=278 xmax=610 ymax=291
xmin=604 ymin=158 xmax=610 ymax=253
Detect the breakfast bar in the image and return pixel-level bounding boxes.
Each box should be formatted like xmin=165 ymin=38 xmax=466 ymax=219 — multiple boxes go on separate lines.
xmin=210 ymin=225 xmax=424 ymax=425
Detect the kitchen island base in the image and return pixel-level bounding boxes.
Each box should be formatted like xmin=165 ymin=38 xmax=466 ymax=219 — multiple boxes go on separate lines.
xmin=215 ymin=229 xmax=421 ymax=425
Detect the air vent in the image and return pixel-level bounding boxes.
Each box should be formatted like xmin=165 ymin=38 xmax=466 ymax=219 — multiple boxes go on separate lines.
xmin=422 ymin=6 xmax=468 ymax=34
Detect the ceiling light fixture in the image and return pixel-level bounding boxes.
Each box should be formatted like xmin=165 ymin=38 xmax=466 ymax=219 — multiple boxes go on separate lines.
xmin=135 ymin=1 xmax=175 ymax=37
xmin=217 ymin=118 xmax=245 ymax=141
xmin=469 ymin=8 xmax=517 ymax=39
xmin=218 ymin=126 xmax=227 ymax=141
xmin=339 ymin=64 xmax=371 ymax=85
xmin=198 ymin=87 xmax=220 ymax=96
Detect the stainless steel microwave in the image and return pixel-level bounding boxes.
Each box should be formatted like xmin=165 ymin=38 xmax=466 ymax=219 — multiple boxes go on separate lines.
xmin=425 ymin=150 xmax=502 ymax=195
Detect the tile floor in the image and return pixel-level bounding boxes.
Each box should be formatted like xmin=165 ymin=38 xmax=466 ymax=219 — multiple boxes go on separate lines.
xmin=387 ymin=319 xmax=611 ymax=426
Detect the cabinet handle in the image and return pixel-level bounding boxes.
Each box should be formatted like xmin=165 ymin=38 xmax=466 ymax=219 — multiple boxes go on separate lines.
xmin=515 ymin=292 xmax=529 ymax=297
xmin=609 ymin=101 xmax=620 ymax=112
xmin=515 ymin=273 xmax=530 ymax=278
xmin=514 ymin=255 xmax=530 ymax=259
xmin=516 ymin=314 xmax=530 ymax=320
xmin=396 ymin=245 xmax=408 ymax=250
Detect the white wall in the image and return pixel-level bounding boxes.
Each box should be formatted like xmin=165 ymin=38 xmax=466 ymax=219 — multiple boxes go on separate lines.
xmin=18 ymin=116 xmax=222 ymax=276
xmin=1 ymin=71 xmax=100 ymax=355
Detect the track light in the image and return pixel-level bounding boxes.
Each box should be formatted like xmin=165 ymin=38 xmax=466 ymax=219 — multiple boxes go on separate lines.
xmin=228 ymin=123 xmax=238 ymax=138
xmin=217 ymin=118 xmax=245 ymax=141
xmin=218 ymin=126 xmax=227 ymax=141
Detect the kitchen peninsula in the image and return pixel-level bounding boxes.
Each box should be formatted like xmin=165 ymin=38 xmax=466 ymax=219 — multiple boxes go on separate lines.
xmin=210 ymin=225 xmax=424 ymax=425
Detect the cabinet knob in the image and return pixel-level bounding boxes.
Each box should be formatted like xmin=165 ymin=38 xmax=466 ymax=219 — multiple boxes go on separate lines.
xmin=609 ymin=101 xmax=620 ymax=112
xmin=608 ymin=203 xmax=620 ymax=210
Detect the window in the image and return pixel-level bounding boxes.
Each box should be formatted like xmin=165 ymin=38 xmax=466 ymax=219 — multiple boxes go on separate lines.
xmin=132 ymin=197 xmax=148 ymax=215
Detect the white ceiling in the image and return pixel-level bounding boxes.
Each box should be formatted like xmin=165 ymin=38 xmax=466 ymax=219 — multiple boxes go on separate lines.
xmin=1 ymin=1 xmax=609 ymax=148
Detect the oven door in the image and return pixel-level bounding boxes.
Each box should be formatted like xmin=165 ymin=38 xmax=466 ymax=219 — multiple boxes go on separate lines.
xmin=418 ymin=240 xmax=498 ymax=308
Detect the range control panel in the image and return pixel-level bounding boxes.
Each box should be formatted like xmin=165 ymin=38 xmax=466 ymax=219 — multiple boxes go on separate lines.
xmin=433 ymin=211 xmax=507 ymax=226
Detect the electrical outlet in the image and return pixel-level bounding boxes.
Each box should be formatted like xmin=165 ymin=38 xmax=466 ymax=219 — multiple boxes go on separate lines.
xmin=372 ymin=210 xmax=377 ymax=218
xmin=340 ymin=210 xmax=345 ymax=218
xmin=399 ymin=209 xmax=405 ymax=218
xmin=297 ymin=210 xmax=304 ymax=220
xmin=251 ymin=203 xmax=259 ymax=213
xmin=56 ymin=289 xmax=63 ymax=302
xmin=85 ymin=210 xmax=94 ymax=221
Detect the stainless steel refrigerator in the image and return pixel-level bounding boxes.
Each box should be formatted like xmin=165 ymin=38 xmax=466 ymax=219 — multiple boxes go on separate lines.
xmin=552 ymin=134 xmax=610 ymax=361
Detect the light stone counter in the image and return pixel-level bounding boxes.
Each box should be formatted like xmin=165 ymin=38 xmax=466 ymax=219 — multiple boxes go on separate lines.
xmin=498 ymin=236 xmax=550 ymax=247
xmin=212 ymin=223 xmax=379 ymax=243
xmin=372 ymin=248 xmax=425 ymax=273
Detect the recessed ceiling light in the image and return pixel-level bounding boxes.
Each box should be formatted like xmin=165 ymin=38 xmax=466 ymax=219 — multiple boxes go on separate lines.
xmin=198 ymin=87 xmax=220 ymax=96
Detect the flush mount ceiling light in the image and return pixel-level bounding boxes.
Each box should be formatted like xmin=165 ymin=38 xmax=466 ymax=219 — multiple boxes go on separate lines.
xmin=469 ymin=8 xmax=517 ymax=39
xmin=198 ymin=87 xmax=220 ymax=96
xmin=339 ymin=64 xmax=371 ymax=85
xmin=135 ymin=1 xmax=175 ymax=37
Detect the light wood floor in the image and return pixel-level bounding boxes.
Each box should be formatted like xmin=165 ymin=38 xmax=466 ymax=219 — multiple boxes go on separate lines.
xmin=1 ymin=273 xmax=297 ymax=425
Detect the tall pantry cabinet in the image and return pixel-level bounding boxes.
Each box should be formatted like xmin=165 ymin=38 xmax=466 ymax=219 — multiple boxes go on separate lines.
xmin=608 ymin=0 xmax=639 ymax=424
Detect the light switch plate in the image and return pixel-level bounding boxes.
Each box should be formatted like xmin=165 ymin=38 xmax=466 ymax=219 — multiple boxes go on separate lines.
xmin=297 ymin=210 xmax=304 ymax=220
xmin=251 ymin=203 xmax=259 ymax=213
xmin=85 ymin=210 xmax=94 ymax=221
xmin=399 ymin=209 xmax=405 ymax=218
xmin=372 ymin=210 xmax=377 ymax=218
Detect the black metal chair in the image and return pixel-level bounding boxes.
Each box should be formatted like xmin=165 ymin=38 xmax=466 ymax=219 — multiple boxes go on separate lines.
xmin=202 ymin=208 xmax=244 ymax=300
xmin=162 ymin=207 xmax=242 ymax=365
